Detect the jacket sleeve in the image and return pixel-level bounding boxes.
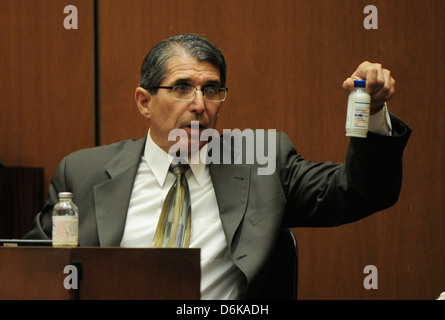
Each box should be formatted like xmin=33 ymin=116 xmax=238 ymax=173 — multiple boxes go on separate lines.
xmin=280 ymin=113 xmax=412 ymax=227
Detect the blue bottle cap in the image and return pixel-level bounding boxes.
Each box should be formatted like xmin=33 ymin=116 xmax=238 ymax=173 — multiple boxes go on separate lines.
xmin=354 ymin=79 xmax=366 ymax=88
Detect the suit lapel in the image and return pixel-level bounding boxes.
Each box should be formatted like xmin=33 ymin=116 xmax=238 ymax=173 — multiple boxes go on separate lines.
xmin=94 ymin=137 xmax=146 ymax=246
xmin=209 ymin=163 xmax=250 ymax=248
xmin=208 ymin=132 xmax=251 ymax=248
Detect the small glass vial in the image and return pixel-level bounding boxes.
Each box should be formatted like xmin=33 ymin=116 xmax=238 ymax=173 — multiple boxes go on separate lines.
xmin=52 ymin=192 xmax=79 ymax=247
xmin=345 ymin=79 xmax=371 ymax=138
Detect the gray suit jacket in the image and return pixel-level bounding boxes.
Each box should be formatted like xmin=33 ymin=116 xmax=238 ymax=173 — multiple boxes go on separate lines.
xmin=25 ymin=114 xmax=411 ymax=299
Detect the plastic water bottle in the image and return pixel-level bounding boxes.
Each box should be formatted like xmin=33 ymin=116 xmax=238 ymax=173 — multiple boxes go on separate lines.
xmin=345 ymin=79 xmax=371 ymax=138
xmin=52 ymin=192 xmax=78 ymax=247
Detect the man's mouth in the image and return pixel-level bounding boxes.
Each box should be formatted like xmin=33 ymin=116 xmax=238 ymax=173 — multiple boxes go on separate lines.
xmin=181 ymin=121 xmax=207 ymax=135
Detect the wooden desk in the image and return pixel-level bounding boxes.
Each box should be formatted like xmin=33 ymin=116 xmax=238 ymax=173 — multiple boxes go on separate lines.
xmin=0 ymin=247 xmax=200 ymax=300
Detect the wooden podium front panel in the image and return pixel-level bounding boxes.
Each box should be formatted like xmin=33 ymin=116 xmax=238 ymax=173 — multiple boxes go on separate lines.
xmin=0 ymin=247 xmax=200 ymax=300
xmin=0 ymin=247 xmax=74 ymax=300
xmin=72 ymin=248 xmax=201 ymax=300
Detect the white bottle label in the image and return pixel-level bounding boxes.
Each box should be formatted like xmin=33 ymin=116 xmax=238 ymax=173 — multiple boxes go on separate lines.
xmin=346 ymin=91 xmax=371 ymax=138
xmin=52 ymin=216 xmax=78 ymax=245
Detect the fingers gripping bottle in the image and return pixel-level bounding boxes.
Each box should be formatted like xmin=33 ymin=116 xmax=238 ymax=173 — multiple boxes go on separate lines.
xmin=345 ymin=79 xmax=371 ymax=138
xmin=52 ymin=192 xmax=79 ymax=247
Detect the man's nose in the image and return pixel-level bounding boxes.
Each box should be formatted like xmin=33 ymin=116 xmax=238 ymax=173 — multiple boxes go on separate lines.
xmin=188 ymin=89 xmax=206 ymax=113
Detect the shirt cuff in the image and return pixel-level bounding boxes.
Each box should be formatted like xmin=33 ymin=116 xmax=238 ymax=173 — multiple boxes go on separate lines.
xmin=368 ymin=103 xmax=392 ymax=136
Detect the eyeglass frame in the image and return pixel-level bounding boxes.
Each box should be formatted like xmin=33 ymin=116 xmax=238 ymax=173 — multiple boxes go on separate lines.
xmin=149 ymin=85 xmax=228 ymax=102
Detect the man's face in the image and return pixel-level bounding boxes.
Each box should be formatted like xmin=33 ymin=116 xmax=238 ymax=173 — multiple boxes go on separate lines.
xmin=137 ymin=52 xmax=223 ymax=154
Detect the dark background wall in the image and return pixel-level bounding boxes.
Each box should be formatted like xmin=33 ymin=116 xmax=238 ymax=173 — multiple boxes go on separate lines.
xmin=1 ymin=0 xmax=443 ymax=299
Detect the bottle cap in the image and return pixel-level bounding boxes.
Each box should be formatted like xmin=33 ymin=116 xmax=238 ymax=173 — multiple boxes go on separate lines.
xmin=354 ymin=79 xmax=366 ymax=88
xmin=58 ymin=192 xmax=73 ymax=198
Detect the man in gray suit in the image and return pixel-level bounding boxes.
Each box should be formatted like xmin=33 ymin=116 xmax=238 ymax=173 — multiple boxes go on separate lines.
xmin=24 ymin=33 xmax=411 ymax=299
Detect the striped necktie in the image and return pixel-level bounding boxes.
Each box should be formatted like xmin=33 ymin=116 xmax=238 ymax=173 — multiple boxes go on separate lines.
xmin=152 ymin=163 xmax=191 ymax=248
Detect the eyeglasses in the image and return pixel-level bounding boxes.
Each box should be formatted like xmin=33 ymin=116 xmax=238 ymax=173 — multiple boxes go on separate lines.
xmin=150 ymin=85 xmax=228 ymax=102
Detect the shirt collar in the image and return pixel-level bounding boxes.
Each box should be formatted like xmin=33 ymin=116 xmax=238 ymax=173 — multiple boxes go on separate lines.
xmin=144 ymin=130 xmax=207 ymax=188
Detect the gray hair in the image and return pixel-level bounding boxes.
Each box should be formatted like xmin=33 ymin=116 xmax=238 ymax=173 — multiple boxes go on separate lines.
xmin=139 ymin=33 xmax=227 ymax=94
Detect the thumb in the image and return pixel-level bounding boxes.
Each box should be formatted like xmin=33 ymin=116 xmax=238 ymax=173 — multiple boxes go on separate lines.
xmin=343 ymin=78 xmax=356 ymax=92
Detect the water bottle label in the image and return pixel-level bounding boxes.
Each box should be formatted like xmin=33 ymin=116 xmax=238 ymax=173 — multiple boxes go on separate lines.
xmin=52 ymin=216 xmax=78 ymax=243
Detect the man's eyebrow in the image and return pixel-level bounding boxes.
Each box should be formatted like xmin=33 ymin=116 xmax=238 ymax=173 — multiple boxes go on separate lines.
xmin=172 ymin=78 xmax=192 ymax=85
xmin=171 ymin=78 xmax=222 ymax=86
xmin=204 ymin=80 xmax=222 ymax=86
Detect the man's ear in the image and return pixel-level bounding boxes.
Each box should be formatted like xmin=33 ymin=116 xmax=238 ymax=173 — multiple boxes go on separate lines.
xmin=135 ymin=87 xmax=151 ymax=119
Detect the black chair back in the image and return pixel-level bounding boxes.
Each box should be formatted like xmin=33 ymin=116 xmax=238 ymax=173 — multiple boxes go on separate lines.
xmin=257 ymin=228 xmax=298 ymax=299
